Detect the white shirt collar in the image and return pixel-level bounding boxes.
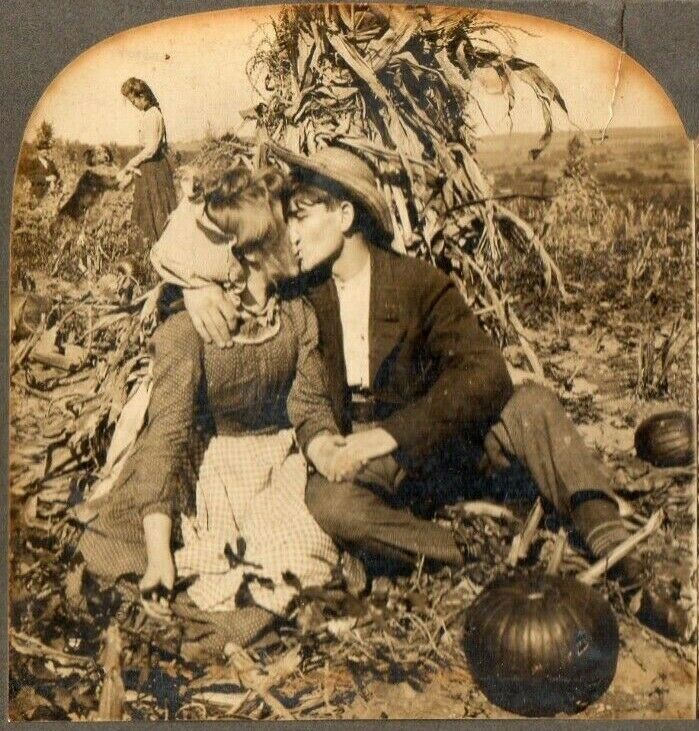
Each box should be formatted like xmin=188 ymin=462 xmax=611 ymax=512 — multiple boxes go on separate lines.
xmin=332 ymin=251 xmax=371 ymax=290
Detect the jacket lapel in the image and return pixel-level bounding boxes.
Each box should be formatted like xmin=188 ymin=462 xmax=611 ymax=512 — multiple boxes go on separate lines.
xmin=308 ymin=279 xmax=347 ymax=426
xmin=369 ymin=247 xmax=406 ymax=388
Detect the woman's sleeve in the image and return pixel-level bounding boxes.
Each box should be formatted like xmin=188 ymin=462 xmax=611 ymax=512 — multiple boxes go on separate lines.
xmin=150 ymin=199 xmax=238 ymax=288
xmin=121 ymin=312 xmax=204 ymax=519
xmin=286 ymin=299 xmax=339 ymax=453
xmin=127 ymin=108 xmax=165 ymax=169
xmin=150 ymin=200 xmax=210 ymax=288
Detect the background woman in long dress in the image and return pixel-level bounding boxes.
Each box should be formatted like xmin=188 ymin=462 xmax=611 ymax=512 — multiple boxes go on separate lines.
xmin=119 ymin=77 xmax=177 ymax=242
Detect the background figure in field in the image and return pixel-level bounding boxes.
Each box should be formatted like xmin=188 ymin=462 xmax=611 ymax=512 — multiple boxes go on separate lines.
xmin=119 ymin=77 xmax=177 ymax=242
xmin=17 ymin=121 xmax=61 ymax=200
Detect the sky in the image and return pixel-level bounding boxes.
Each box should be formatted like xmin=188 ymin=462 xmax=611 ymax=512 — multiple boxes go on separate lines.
xmin=25 ymin=5 xmax=684 ymax=146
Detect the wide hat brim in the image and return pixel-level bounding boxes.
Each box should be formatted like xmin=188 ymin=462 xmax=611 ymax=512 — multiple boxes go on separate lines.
xmin=266 ymin=141 xmax=394 ymax=244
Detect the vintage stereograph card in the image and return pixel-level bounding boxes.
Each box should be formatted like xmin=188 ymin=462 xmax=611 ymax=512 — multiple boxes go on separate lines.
xmin=7 ymin=2 xmax=697 ymax=721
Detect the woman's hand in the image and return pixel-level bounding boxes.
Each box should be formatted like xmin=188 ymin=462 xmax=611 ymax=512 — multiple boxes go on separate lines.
xmin=116 ymin=167 xmax=137 ymax=189
xmin=139 ymin=553 xmax=175 ymax=621
xmin=306 ymin=432 xmax=348 ymax=481
xmin=182 ymin=285 xmax=239 ymax=347
xmin=141 ymin=512 xmax=175 ymax=621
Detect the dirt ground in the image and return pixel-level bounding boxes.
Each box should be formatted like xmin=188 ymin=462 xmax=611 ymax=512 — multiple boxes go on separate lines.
xmin=10 ymin=252 xmax=696 ymax=721
xmin=300 ymin=622 xmax=695 ymax=720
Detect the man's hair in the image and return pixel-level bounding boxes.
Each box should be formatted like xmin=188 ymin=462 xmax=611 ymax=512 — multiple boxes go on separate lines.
xmin=287 ymin=179 xmax=388 ymax=248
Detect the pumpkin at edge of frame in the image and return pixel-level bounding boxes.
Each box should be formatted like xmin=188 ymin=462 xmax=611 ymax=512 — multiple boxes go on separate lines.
xmin=464 ymin=572 xmax=619 ymax=717
xmin=634 ymin=410 xmax=694 ymax=468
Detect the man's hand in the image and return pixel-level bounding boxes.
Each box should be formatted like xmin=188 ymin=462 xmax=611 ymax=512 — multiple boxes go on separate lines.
xmin=182 ymin=284 xmax=239 ymax=347
xmin=329 ymin=428 xmax=398 ymax=481
xmin=306 ymin=431 xmax=348 ymax=482
xmin=478 ymin=427 xmax=513 ymax=477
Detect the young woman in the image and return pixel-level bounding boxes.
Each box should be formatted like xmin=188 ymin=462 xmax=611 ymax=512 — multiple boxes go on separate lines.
xmin=76 ymin=164 xmax=341 ymax=654
xmin=119 ymin=77 xmax=177 ymax=242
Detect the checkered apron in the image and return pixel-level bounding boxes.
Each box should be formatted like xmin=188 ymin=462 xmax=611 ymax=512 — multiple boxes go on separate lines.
xmin=174 ymin=429 xmax=338 ymax=616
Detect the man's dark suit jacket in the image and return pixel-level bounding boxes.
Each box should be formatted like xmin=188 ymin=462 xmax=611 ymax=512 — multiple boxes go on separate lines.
xmin=301 ymin=245 xmax=515 ymax=470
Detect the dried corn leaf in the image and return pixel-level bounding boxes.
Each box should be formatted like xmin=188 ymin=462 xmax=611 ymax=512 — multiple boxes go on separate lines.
xmin=101 ymin=374 xmax=151 ymax=474
xmin=252 ymin=5 xmax=568 ymax=374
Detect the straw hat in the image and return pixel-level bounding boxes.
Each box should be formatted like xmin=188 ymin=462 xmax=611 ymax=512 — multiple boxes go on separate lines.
xmin=269 ymin=142 xmax=394 ymax=244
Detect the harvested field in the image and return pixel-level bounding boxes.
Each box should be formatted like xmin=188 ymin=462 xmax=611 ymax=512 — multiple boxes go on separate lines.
xmin=8 ymin=4 xmax=696 ymax=720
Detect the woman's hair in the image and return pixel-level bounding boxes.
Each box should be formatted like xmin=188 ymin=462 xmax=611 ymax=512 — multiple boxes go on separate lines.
xmin=183 ymin=156 xmax=251 ymax=202
xmin=121 ymin=77 xmax=159 ymax=109
xmin=205 ymin=166 xmax=292 ymax=282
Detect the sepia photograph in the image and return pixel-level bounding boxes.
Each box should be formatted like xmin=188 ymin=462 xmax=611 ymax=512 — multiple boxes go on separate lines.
xmin=8 ymin=2 xmax=697 ymax=721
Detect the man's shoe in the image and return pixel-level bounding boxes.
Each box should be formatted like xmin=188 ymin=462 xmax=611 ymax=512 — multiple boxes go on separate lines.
xmin=612 ymin=556 xmax=688 ymax=641
xmin=633 ymin=585 xmax=688 ymax=641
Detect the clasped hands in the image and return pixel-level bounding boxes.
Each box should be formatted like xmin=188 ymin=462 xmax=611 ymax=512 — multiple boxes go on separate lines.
xmin=307 ymin=428 xmax=398 ymax=482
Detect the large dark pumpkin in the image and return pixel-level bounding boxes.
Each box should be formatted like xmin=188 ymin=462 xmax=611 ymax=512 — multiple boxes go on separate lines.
xmin=634 ymin=410 xmax=694 ymax=467
xmin=464 ymin=574 xmax=619 ymax=716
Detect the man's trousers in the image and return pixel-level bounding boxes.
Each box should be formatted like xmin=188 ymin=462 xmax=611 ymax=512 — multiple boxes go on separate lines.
xmin=305 ymin=383 xmax=617 ymax=567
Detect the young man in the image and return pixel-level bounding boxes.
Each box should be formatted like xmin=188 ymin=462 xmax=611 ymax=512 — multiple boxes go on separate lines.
xmin=185 ymin=146 xmax=687 ymax=640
